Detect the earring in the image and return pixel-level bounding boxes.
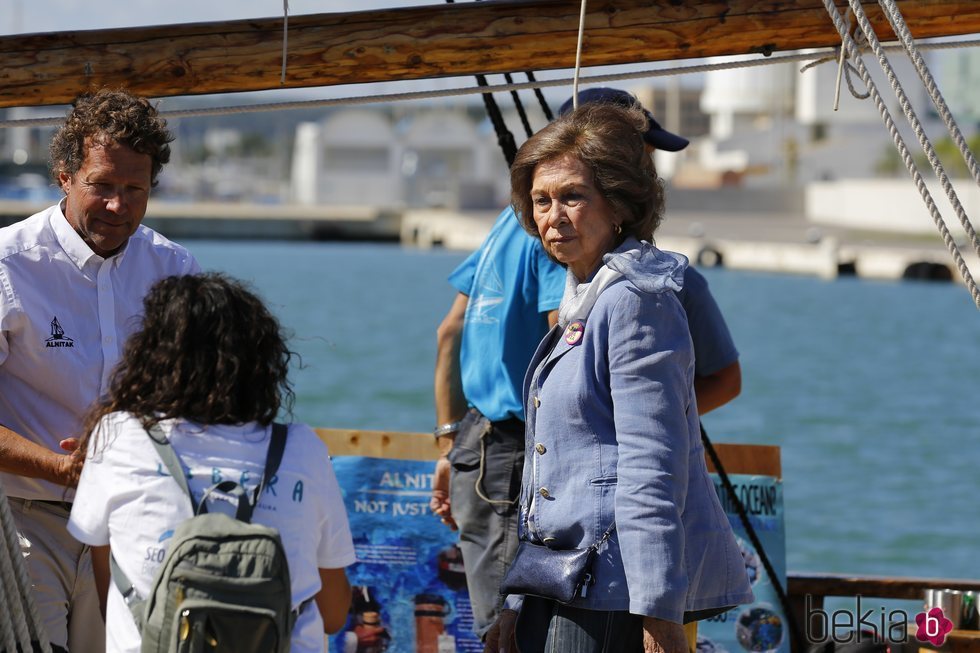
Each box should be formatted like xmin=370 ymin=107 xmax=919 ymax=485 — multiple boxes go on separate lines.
xmin=614 ymin=223 xmax=622 ymax=235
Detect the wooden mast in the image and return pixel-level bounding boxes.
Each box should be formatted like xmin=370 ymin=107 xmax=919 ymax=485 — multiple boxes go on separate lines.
xmin=1 ymin=0 xmax=978 ymax=109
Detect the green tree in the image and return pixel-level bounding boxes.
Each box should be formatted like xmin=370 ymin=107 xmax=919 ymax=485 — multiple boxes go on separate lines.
xmin=912 ymin=135 xmax=980 ymax=178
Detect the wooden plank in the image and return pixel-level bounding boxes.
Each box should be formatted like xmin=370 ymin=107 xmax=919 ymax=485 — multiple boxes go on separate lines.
xmin=316 ymin=428 xmax=781 ymax=482
xmin=704 ymin=442 xmax=781 ymax=478
xmin=2 ymin=0 xmax=979 ymax=109
xmin=788 ymin=572 xmax=980 ymax=600
xmin=316 ymin=428 xmax=439 ymax=460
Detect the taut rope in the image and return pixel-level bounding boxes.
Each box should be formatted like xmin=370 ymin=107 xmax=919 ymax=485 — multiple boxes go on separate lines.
xmin=820 ymin=0 xmax=980 ymax=309
xmin=0 ymin=484 xmax=53 ymax=652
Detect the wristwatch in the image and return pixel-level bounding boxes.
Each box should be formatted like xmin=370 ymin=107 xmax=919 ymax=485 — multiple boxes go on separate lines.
xmin=433 ymin=421 xmax=462 ymax=438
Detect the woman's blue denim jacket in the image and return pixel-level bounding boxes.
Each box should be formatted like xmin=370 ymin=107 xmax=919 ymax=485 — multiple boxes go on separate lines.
xmin=510 ymin=241 xmax=754 ymax=622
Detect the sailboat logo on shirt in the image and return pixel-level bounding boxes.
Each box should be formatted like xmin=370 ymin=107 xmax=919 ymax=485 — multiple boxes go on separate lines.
xmin=45 ymin=316 xmax=74 ymax=348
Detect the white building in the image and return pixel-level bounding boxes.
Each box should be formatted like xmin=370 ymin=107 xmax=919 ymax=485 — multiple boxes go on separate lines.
xmin=290 ymin=106 xmax=509 ymax=210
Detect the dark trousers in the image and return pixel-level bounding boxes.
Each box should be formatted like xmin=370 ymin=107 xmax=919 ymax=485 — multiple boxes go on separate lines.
xmin=515 ymin=595 xmax=645 ymax=653
xmin=448 ymin=408 xmax=525 ymax=638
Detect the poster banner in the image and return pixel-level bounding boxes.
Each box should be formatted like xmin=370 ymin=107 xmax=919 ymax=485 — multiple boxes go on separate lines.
xmin=329 ymin=456 xmax=483 ymax=653
xmin=328 ymin=455 xmax=785 ymax=653
xmin=698 ymin=473 xmax=788 ymax=653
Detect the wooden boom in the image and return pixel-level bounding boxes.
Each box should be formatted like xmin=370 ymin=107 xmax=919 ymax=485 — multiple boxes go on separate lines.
xmin=2 ymin=0 xmax=979 ymax=109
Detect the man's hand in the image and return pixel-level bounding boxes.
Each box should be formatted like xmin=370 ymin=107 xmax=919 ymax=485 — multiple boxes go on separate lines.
xmin=59 ymin=437 xmax=80 ymax=452
xmin=642 ymin=616 xmax=688 ymax=653
xmin=483 ymin=608 xmax=518 ymax=653
xmin=430 ymin=456 xmax=457 ymax=530
xmin=55 ymin=437 xmax=85 ymax=487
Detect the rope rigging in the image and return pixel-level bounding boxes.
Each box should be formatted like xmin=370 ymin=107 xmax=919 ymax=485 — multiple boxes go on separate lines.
xmin=879 ymin=0 xmax=980 ymax=188
xmin=821 ymin=0 xmax=980 ymax=310
xmin=0 ymin=484 xmax=53 ymax=652
xmin=849 ymin=0 xmax=980 ymax=264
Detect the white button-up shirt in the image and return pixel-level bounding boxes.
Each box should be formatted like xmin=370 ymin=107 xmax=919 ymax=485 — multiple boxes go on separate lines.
xmin=0 ymin=202 xmax=200 ymax=500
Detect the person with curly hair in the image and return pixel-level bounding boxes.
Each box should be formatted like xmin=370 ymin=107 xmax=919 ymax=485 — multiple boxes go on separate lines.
xmin=0 ymin=88 xmax=199 ymax=652
xmin=67 ymin=272 xmax=355 ymax=653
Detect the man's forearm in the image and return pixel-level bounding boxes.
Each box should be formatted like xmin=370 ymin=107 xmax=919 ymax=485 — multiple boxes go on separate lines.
xmin=694 ymin=360 xmax=741 ymax=415
xmin=0 ymin=425 xmax=75 ymax=486
xmin=434 ymin=294 xmax=469 ymax=429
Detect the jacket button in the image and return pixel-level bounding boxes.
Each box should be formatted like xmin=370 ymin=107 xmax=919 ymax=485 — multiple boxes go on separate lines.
xmin=533 ymin=396 xmax=541 ymax=408
xmin=538 ymin=487 xmax=551 ymax=499
xmin=535 ymin=443 xmax=546 ymax=455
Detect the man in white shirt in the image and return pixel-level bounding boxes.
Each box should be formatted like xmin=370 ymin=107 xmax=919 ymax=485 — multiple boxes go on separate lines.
xmin=0 ymin=89 xmax=200 ymax=653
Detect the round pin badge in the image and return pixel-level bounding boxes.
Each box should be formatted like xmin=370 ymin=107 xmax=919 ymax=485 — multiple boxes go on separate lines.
xmin=564 ymin=321 xmax=584 ymax=345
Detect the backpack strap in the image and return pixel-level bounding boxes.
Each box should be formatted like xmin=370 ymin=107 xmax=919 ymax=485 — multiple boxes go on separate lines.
xmin=110 ymin=421 xmax=289 ymax=627
xmin=110 ymin=422 xmax=191 ymax=628
xmin=198 ymin=480 xmax=254 ymax=521
xmin=110 ymin=552 xmax=145 ymax=627
xmin=252 ymin=423 xmax=288 ymax=509
xmin=147 ymin=422 xmax=287 ymax=516
xmin=146 ymin=423 xmax=196 ymax=512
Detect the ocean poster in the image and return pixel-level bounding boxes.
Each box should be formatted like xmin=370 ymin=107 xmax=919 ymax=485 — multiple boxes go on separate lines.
xmin=329 ymin=456 xmax=482 ymax=653
xmin=328 ymin=458 xmax=785 ymax=653
xmin=699 ymin=473 xmax=789 ymax=653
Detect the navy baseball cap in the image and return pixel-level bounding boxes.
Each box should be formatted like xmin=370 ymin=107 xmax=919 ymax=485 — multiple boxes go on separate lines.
xmin=558 ymin=87 xmax=690 ymax=152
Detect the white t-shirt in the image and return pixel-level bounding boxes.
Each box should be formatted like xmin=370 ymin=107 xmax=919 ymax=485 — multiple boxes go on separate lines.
xmin=0 ymin=202 xmax=199 ymax=500
xmin=68 ymin=414 xmax=357 ymax=653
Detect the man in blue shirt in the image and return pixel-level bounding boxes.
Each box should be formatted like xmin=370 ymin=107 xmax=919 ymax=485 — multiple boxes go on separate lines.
xmin=430 ymin=206 xmax=564 ymax=638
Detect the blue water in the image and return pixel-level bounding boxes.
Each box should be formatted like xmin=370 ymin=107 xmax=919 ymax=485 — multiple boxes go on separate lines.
xmin=188 ymin=241 xmax=980 ymax=582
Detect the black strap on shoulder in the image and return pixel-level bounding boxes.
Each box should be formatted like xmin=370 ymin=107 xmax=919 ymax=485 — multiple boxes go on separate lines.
xmin=252 ymin=422 xmax=287 ymax=508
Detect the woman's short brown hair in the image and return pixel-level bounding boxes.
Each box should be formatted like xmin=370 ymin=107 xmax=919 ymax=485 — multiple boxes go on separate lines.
xmin=510 ymin=102 xmax=665 ymax=243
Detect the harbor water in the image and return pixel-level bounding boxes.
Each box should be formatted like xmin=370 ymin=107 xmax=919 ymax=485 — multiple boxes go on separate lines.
xmin=189 ymin=240 xmax=979 ymax=583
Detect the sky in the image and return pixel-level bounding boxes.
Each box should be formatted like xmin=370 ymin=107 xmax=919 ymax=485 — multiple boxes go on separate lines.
xmin=3 ymin=1 xmax=431 ymax=33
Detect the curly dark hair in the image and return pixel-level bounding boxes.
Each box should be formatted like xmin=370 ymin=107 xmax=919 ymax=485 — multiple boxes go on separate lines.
xmin=49 ymin=88 xmax=173 ymax=187
xmin=511 ymin=102 xmax=665 ymax=244
xmin=80 ymin=273 xmax=296 ymax=452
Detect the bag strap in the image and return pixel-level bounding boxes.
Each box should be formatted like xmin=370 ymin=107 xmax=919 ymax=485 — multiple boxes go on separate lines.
xmin=147 ymin=422 xmax=287 ymax=518
xmin=110 ymin=552 xmax=145 ymax=625
xmin=589 ymin=521 xmax=617 ymax=552
xmin=111 ymin=421 xmax=290 ymax=624
xmin=253 ymin=422 xmax=288 ymax=510
xmin=146 ymin=423 xmax=195 ymax=512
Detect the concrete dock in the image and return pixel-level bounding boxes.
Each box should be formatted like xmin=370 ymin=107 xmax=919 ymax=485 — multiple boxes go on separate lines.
xmin=0 ymin=199 xmax=403 ymax=241
xmin=3 ymin=198 xmax=976 ymax=284
xmin=401 ymin=208 xmax=980 ymax=284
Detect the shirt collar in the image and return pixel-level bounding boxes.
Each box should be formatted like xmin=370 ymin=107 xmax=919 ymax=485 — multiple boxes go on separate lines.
xmin=50 ymin=199 xmax=132 ymax=269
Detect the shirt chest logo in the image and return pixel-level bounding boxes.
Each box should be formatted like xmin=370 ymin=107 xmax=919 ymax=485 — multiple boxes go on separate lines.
xmin=45 ymin=316 xmax=75 ymax=348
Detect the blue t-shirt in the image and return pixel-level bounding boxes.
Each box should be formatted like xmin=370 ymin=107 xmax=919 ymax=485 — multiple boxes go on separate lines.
xmin=448 ymin=207 xmax=565 ymax=422
xmin=677 ymin=266 xmax=739 ymax=376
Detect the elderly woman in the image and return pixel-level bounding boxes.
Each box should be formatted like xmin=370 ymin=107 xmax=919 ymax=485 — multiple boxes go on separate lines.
xmin=487 ymin=103 xmax=753 ymax=653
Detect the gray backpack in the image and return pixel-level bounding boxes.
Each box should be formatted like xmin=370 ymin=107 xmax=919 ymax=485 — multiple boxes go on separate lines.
xmin=111 ymin=423 xmax=302 ymax=653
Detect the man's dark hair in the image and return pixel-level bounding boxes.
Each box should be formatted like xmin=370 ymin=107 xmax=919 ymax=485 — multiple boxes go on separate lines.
xmin=49 ymin=88 xmax=173 ymax=187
